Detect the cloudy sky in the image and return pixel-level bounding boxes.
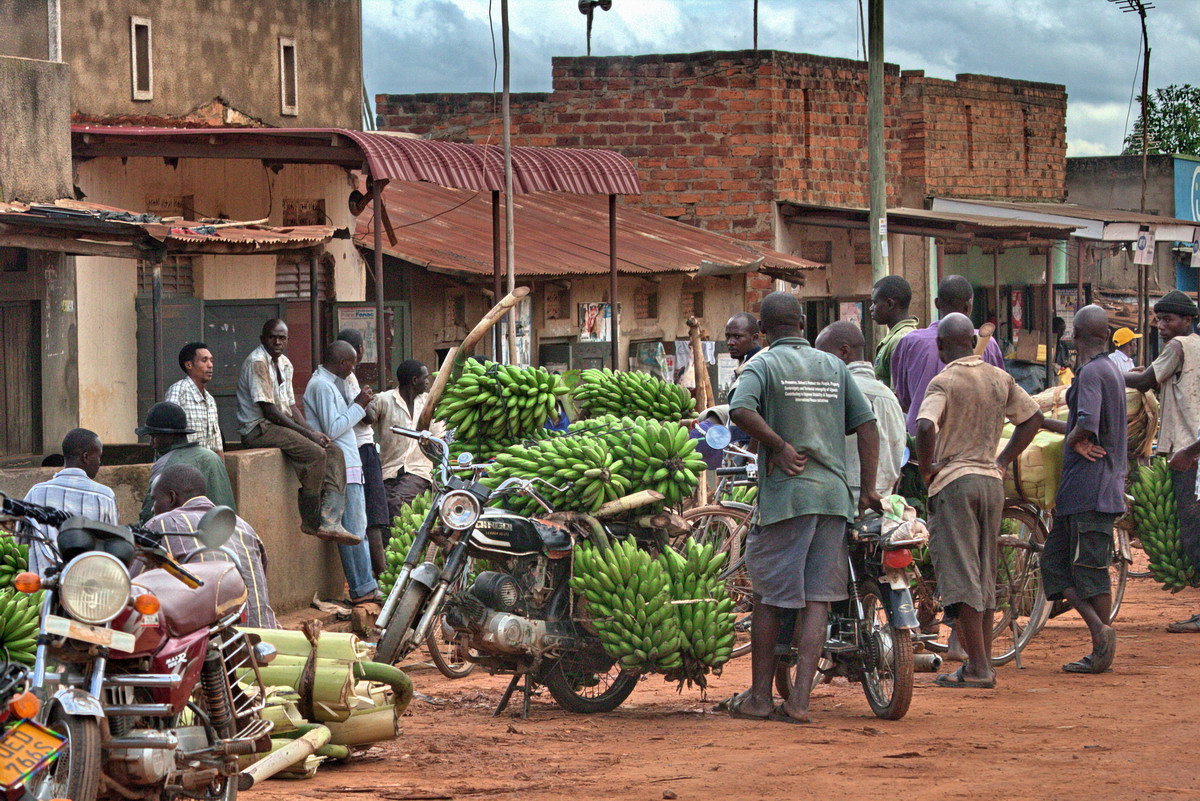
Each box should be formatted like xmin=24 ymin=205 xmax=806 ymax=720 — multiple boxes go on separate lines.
xmin=363 ymin=0 xmax=1199 ymax=156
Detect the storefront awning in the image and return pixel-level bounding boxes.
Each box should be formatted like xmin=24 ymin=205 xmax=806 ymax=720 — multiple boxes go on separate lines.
xmin=930 ymin=198 xmax=1199 ymax=243
xmin=355 ymin=180 xmax=822 ymax=280
xmin=779 ymin=201 xmax=1079 ymax=243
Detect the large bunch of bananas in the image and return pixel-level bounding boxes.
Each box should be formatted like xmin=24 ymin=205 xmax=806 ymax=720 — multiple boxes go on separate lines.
xmin=1130 ymin=457 xmax=1198 ymax=592
xmin=726 ymin=484 xmax=757 ymax=505
xmin=379 ymin=492 xmax=434 ymax=597
xmin=0 ymin=589 xmax=42 ymax=665
xmin=623 ymin=418 xmax=706 ymax=506
xmin=436 ymin=361 xmax=567 ymax=445
xmin=485 ymin=436 xmax=630 ymax=515
xmin=570 ymin=539 xmax=684 ymax=673
xmin=0 ymin=539 xmax=29 ymax=589
xmin=661 ymin=540 xmax=735 ymax=670
xmin=572 ymin=369 xmax=695 ymax=422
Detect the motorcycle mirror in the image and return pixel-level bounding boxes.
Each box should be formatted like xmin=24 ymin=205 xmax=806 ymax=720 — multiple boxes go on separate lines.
xmin=197 ymin=506 xmax=236 ymax=550
xmin=703 ymin=424 xmax=732 ymax=451
xmin=457 ymin=452 xmax=474 ymax=467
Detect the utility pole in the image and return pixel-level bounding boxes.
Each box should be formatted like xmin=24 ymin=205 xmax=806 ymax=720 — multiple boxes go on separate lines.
xmin=753 ymin=0 xmax=759 ymax=51
xmin=867 ymin=0 xmax=888 ymax=284
xmin=502 ymin=0 xmax=518 ymax=364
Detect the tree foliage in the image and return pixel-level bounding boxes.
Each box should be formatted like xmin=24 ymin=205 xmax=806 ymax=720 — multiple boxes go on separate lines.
xmin=1122 ymin=84 xmax=1200 ymax=157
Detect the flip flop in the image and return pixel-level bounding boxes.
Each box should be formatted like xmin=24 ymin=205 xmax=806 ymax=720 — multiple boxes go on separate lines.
xmin=933 ymin=665 xmax=996 ymax=689
xmin=727 ymin=694 xmax=771 ymax=721
xmin=768 ymin=703 xmax=812 ymax=725
xmin=1091 ymin=628 xmax=1117 ymax=672
xmin=1166 ymin=614 xmax=1200 ymax=633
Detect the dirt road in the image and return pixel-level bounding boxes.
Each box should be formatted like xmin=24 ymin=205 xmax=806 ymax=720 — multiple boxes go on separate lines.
xmin=247 ymin=580 xmax=1198 ymax=800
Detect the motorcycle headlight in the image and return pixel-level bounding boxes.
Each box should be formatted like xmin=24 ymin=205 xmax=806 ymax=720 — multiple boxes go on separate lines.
xmin=439 ymin=490 xmax=481 ymax=531
xmin=58 ymin=552 xmax=131 ymax=625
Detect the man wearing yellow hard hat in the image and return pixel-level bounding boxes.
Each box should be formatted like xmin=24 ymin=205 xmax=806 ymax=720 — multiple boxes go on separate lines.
xmin=1108 ymin=327 xmax=1141 ymax=373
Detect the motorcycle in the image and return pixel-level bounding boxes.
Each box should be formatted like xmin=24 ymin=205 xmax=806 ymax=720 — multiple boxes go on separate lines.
xmin=0 ymin=663 xmax=63 ymax=800
xmin=0 ymin=494 xmax=275 ymax=801
xmin=373 ymin=426 xmax=675 ymax=717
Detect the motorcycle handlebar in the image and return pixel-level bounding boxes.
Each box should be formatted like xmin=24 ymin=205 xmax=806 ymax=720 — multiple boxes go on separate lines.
xmin=715 ymin=466 xmax=748 ymax=476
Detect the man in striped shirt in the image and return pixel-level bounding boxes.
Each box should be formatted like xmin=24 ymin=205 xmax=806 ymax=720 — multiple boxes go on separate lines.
xmin=23 ymin=428 xmax=118 ymax=576
xmin=165 ymin=342 xmax=223 ymax=453
xmin=142 ymin=463 xmax=278 ymax=629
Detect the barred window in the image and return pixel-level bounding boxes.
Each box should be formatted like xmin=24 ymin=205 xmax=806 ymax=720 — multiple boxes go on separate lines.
xmin=275 ymin=253 xmax=332 ymax=299
xmin=680 ymin=289 xmax=704 ymax=319
xmin=137 ymin=256 xmax=194 ymax=296
xmin=635 ymin=289 xmax=659 ymax=320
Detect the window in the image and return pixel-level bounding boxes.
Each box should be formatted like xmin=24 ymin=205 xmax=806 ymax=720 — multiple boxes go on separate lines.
xmin=279 ymin=37 xmax=298 ymax=116
xmin=130 ymin=17 xmax=152 ymax=101
xmin=275 ymin=253 xmax=332 ymax=300
xmin=635 ymin=289 xmax=658 ymax=320
xmin=137 ymin=256 xmax=193 ymax=296
xmin=445 ymin=293 xmax=466 ymax=328
xmin=282 ymin=199 xmax=326 ymax=227
xmin=680 ymin=289 xmax=704 ymax=320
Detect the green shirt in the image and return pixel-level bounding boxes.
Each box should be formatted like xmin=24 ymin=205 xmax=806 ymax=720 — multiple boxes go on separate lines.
xmin=874 ymin=316 xmax=919 ymax=387
xmin=140 ymin=441 xmax=236 ymax=522
xmin=729 ymin=337 xmax=875 ymax=525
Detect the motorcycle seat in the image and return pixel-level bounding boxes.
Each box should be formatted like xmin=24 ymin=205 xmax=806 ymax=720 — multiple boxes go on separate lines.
xmin=132 ymin=562 xmax=247 ymax=637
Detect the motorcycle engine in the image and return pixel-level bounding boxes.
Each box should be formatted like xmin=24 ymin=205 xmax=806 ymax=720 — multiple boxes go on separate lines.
xmin=446 ymin=570 xmax=549 ymax=656
xmin=107 ymin=729 xmax=176 ymax=785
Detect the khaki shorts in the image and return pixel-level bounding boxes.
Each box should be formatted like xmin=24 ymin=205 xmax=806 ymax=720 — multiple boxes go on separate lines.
xmin=928 ymin=474 xmax=1004 ymax=613
xmin=745 ymin=514 xmax=849 ymax=609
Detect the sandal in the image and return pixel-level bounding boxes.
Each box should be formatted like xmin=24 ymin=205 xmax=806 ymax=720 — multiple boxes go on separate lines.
xmin=768 ymin=703 xmax=811 ymax=725
xmin=727 ymin=694 xmax=772 ymax=721
xmin=933 ymin=665 xmax=996 ymax=689
xmin=1063 ymin=654 xmax=1102 ymax=674
xmin=1166 ymin=613 xmax=1200 ymax=633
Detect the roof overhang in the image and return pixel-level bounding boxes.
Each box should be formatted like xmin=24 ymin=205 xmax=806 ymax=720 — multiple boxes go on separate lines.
xmin=930 ymin=197 xmax=1199 ymax=243
xmin=779 ymin=201 xmax=1078 ymax=244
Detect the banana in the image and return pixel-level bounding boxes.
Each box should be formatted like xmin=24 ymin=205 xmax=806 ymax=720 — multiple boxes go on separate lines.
xmin=1131 ymin=457 xmax=1197 ymax=592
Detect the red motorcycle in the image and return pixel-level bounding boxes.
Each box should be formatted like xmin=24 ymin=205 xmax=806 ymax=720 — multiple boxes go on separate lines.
xmin=0 ymin=494 xmax=274 ymax=801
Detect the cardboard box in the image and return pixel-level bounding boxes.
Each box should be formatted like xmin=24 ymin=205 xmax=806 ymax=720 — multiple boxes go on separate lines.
xmin=1013 ymin=330 xmax=1045 ymax=363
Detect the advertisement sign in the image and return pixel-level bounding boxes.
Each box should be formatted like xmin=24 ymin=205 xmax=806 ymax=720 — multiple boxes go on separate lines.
xmin=1011 ymin=289 xmax=1025 ymax=332
xmin=1174 ymin=157 xmax=1200 ymax=223
xmin=1133 ymin=228 xmax=1156 ymax=265
xmin=336 ymin=306 xmax=379 ymax=363
xmin=838 ymin=301 xmax=863 ymax=327
xmin=578 ymin=302 xmax=611 ymax=342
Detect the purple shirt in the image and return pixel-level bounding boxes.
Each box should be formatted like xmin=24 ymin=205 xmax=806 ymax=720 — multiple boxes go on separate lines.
xmin=1054 ymin=353 xmax=1128 ymax=516
xmin=891 ymin=322 xmax=1005 ymax=434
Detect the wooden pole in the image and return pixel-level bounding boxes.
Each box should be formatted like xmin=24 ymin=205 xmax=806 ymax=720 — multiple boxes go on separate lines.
xmin=609 ymin=194 xmax=619 ymax=370
xmin=867 ymin=0 xmax=889 ymax=284
xmin=502 ymin=0 xmax=518 ymax=364
xmin=371 ymin=179 xmax=388 ymax=387
xmin=992 ymin=250 xmax=1000 ymax=329
xmin=492 ymin=190 xmax=503 ymax=360
xmin=1045 ymin=249 xmax=1054 ymax=386
xmin=152 ymin=260 xmax=163 ymax=400
xmin=310 ymin=252 xmax=320 ymax=373
xmin=1075 ymin=239 xmax=1084 ymax=309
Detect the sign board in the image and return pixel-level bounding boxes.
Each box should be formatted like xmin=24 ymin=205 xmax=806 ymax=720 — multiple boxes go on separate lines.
xmin=1011 ymin=289 xmax=1025 ymax=331
xmin=1174 ymin=158 xmax=1200 ymax=223
xmin=578 ymin=302 xmax=611 ymax=342
xmin=1133 ymin=229 xmax=1156 ymax=265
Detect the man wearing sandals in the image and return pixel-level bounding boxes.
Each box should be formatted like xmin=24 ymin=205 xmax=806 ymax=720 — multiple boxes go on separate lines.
xmin=1125 ymin=290 xmax=1200 ymax=633
xmin=916 ymin=314 xmax=1042 ymax=688
xmin=1040 ymin=305 xmax=1125 ymax=673
xmin=727 ymin=292 xmax=881 ymax=723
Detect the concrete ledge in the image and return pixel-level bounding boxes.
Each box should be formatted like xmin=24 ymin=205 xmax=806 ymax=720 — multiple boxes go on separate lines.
xmin=0 ymin=448 xmax=346 ymax=614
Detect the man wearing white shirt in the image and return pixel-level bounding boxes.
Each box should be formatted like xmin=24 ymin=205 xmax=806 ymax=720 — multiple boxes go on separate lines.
xmin=372 ymin=360 xmax=443 ymax=519
xmin=1107 ymin=327 xmax=1140 ymax=374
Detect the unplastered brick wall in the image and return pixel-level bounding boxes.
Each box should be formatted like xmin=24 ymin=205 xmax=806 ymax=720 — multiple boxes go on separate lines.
xmin=901 ymin=71 xmax=1066 ymax=201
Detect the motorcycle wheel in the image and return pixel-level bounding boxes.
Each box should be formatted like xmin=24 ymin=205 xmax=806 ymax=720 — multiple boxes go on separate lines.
xmin=374 ymin=582 xmax=430 ymax=665
xmin=858 ymin=578 xmax=914 ymax=721
xmin=29 ymin=706 xmax=101 ymax=801
xmin=426 ymin=614 xmax=477 ymax=679
xmin=542 ymin=658 xmax=638 ymax=714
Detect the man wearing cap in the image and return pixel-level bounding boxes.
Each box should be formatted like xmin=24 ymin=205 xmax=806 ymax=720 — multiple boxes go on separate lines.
xmin=1108 ymin=327 xmax=1141 ymax=373
xmin=137 ymin=402 xmax=236 ymax=522
xmin=1126 ymin=290 xmax=1200 ymax=632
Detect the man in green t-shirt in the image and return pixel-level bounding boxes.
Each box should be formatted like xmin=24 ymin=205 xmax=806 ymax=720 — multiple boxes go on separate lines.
xmin=870 ymin=275 xmax=919 ymax=387
xmin=727 ymin=292 xmax=880 ymax=724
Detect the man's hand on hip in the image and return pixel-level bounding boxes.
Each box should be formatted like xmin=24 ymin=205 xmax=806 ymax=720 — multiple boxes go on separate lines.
xmin=767 ymin=443 xmax=808 ymax=477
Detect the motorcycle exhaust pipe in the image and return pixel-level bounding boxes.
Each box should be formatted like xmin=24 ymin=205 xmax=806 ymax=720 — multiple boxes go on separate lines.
xmin=914 ymin=653 xmax=943 ymax=673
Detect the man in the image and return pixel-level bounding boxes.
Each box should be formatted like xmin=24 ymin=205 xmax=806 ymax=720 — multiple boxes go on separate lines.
xmin=727 ymin=291 xmax=880 ymax=724
xmin=1126 ymin=290 xmax=1200 ymax=633
xmin=143 ymin=463 xmax=278 ymax=629
xmin=892 ymin=275 xmax=1005 ymax=434
xmin=916 ymin=313 xmax=1042 ymax=688
xmin=1039 ymin=305 xmax=1125 ymax=673
xmin=1108 ymin=327 xmax=1140 ymax=373
xmin=237 ymin=319 xmax=353 ymax=543
xmin=374 ymin=360 xmax=441 ymax=519
xmin=1053 ymin=317 xmax=1073 ymax=372
xmin=138 ymin=402 xmax=236 ymax=522
xmin=870 ymin=275 xmax=919 ymax=387
xmin=303 ymin=341 xmax=379 ymax=617
xmin=23 ymin=428 xmax=117 ymax=576
xmin=165 ymin=342 xmax=223 ymax=452
xmin=337 ymin=329 xmax=391 ymax=577
xmin=816 ymin=321 xmax=907 ymax=502
xmin=698 ymin=313 xmax=765 ymax=436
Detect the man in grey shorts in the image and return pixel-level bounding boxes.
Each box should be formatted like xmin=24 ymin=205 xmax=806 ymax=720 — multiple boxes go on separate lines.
xmin=728 ymin=291 xmax=881 ymax=724
xmin=916 ymin=314 xmax=1041 ymax=689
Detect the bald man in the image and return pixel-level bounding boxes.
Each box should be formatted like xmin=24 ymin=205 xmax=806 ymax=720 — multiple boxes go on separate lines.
xmin=143 ymin=463 xmax=278 ymax=628
xmin=1040 ymin=305 xmax=1125 ymax=673
xmin=892 ymin=275 xmax=1005 ymax=434
xmin=916 ymin=313 xmax=1042 ymax=688
xmin=815 ymin=321 xmax=906 ymax=502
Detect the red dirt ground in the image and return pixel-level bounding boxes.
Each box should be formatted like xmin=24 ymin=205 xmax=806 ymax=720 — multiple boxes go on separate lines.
xmin=246 ymin=579 xmax=1199 ymax=801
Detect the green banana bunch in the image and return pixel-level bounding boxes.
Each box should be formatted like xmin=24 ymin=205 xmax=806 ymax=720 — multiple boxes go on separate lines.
xmin=379 ymin=492 xmax=434 ymax=597
xmin=1130 ymin=457 xmax=1198 ymax=592
xmin=571 ymin=368 xmax=696 ymax=423
xmin=621 ymin=417 xmax=706 ymax=507
xmin=727 ymin=484 xmax=758 ymax=505
xmin=661 ymin=539 xmax=735 ymax=670
xmin=436 ymin=360 xmax=568 ymax=445
xmin=0 ymin=538 xmax=29 ymax=589
xmin=0 ymin=589 xmax=43 ymax=665
xmin=484 ymin=435 xmax=631 ymax=515
xmin=570 ymin=538 xmax=684 ymax=673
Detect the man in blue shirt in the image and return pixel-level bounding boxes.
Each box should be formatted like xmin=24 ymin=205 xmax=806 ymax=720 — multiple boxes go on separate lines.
xmin=303 ymin=341 xmax=379 ymax=620
xmin=1040 ymin=305 xmax=1126 ymax=673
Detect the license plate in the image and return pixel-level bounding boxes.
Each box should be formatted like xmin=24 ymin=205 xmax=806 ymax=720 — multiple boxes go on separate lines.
xmin=44 ymin=615 xmax=136 ymax=652
xmin=0 ymin=720 xmax=65 ymax=791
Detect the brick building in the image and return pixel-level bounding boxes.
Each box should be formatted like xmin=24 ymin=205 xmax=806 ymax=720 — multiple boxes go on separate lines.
xmin=377 ymin=49 xmax=1068 ymax=318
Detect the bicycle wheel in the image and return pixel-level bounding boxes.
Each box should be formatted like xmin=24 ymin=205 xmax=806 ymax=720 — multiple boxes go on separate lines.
xmin=1108 ymin=526 xmax=1130 ymax=624
xmin=681 ymin=504 xmax=754 ymax=659
xmin=991 ymin=505 xmax=1049 ymax=666
xmin=1121 ymin=517 xmax=1153 ymax=579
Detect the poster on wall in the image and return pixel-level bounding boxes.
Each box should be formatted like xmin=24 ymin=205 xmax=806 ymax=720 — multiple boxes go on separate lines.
xmin=838 ymin=301 xmax=863 ymax=327
xmin=578 ymin=302 xmax=611 ymax=342
xmin=631 ymin=341 xmax=669 ymax=379
xmin=1010 ymin=289 xmax=1025 ymax=332
xmin=1054 ymin=289 xmax=1082 ymax=340
xmin=336 ymin=306 xmax=379 ymax=363
xmin=500 ymin=296 xmax=533 ymax=366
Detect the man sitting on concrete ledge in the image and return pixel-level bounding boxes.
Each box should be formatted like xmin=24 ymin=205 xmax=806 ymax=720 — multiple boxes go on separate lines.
xmin=138 ymin=401 xmax=235 ymax=522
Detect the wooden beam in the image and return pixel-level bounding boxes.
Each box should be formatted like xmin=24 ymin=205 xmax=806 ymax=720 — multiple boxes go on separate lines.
xmin=73 ymin=141 xmax=365 ymax=167
xmin=0 ymin=230 xmax=142 ymax=258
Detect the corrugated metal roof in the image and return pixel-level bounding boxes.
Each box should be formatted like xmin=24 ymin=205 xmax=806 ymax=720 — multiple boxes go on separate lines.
xmin=780 ymin=201 xmax=1080 ymax=237
xmin=947 ymin=199 xmax=1197 ymax=227
xmin=355 ymin=181 xmax=820 ymax=279
xmin=71 ymin=126 xmax=642 ymax=196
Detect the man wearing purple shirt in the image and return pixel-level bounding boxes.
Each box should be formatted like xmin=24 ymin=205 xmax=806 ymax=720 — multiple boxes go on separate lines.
xmin=891 ymin=275 xmax=1005 ymax=434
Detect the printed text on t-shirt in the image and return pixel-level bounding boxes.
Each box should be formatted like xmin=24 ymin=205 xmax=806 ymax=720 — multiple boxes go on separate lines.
xmin=782 ymin=379 xmax=838 ymax=403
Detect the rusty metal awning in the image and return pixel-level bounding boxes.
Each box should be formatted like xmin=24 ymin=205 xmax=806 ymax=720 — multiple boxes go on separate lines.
xmin=779 ymin=201 xmax=1080 ymax=243
xmin=355 ymin=181 xmax=821 ymax=280
xmin=71 ymin=126 xmax=642 ymax=196
xmin=0 ymin=199 xmax=338 ymax=258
